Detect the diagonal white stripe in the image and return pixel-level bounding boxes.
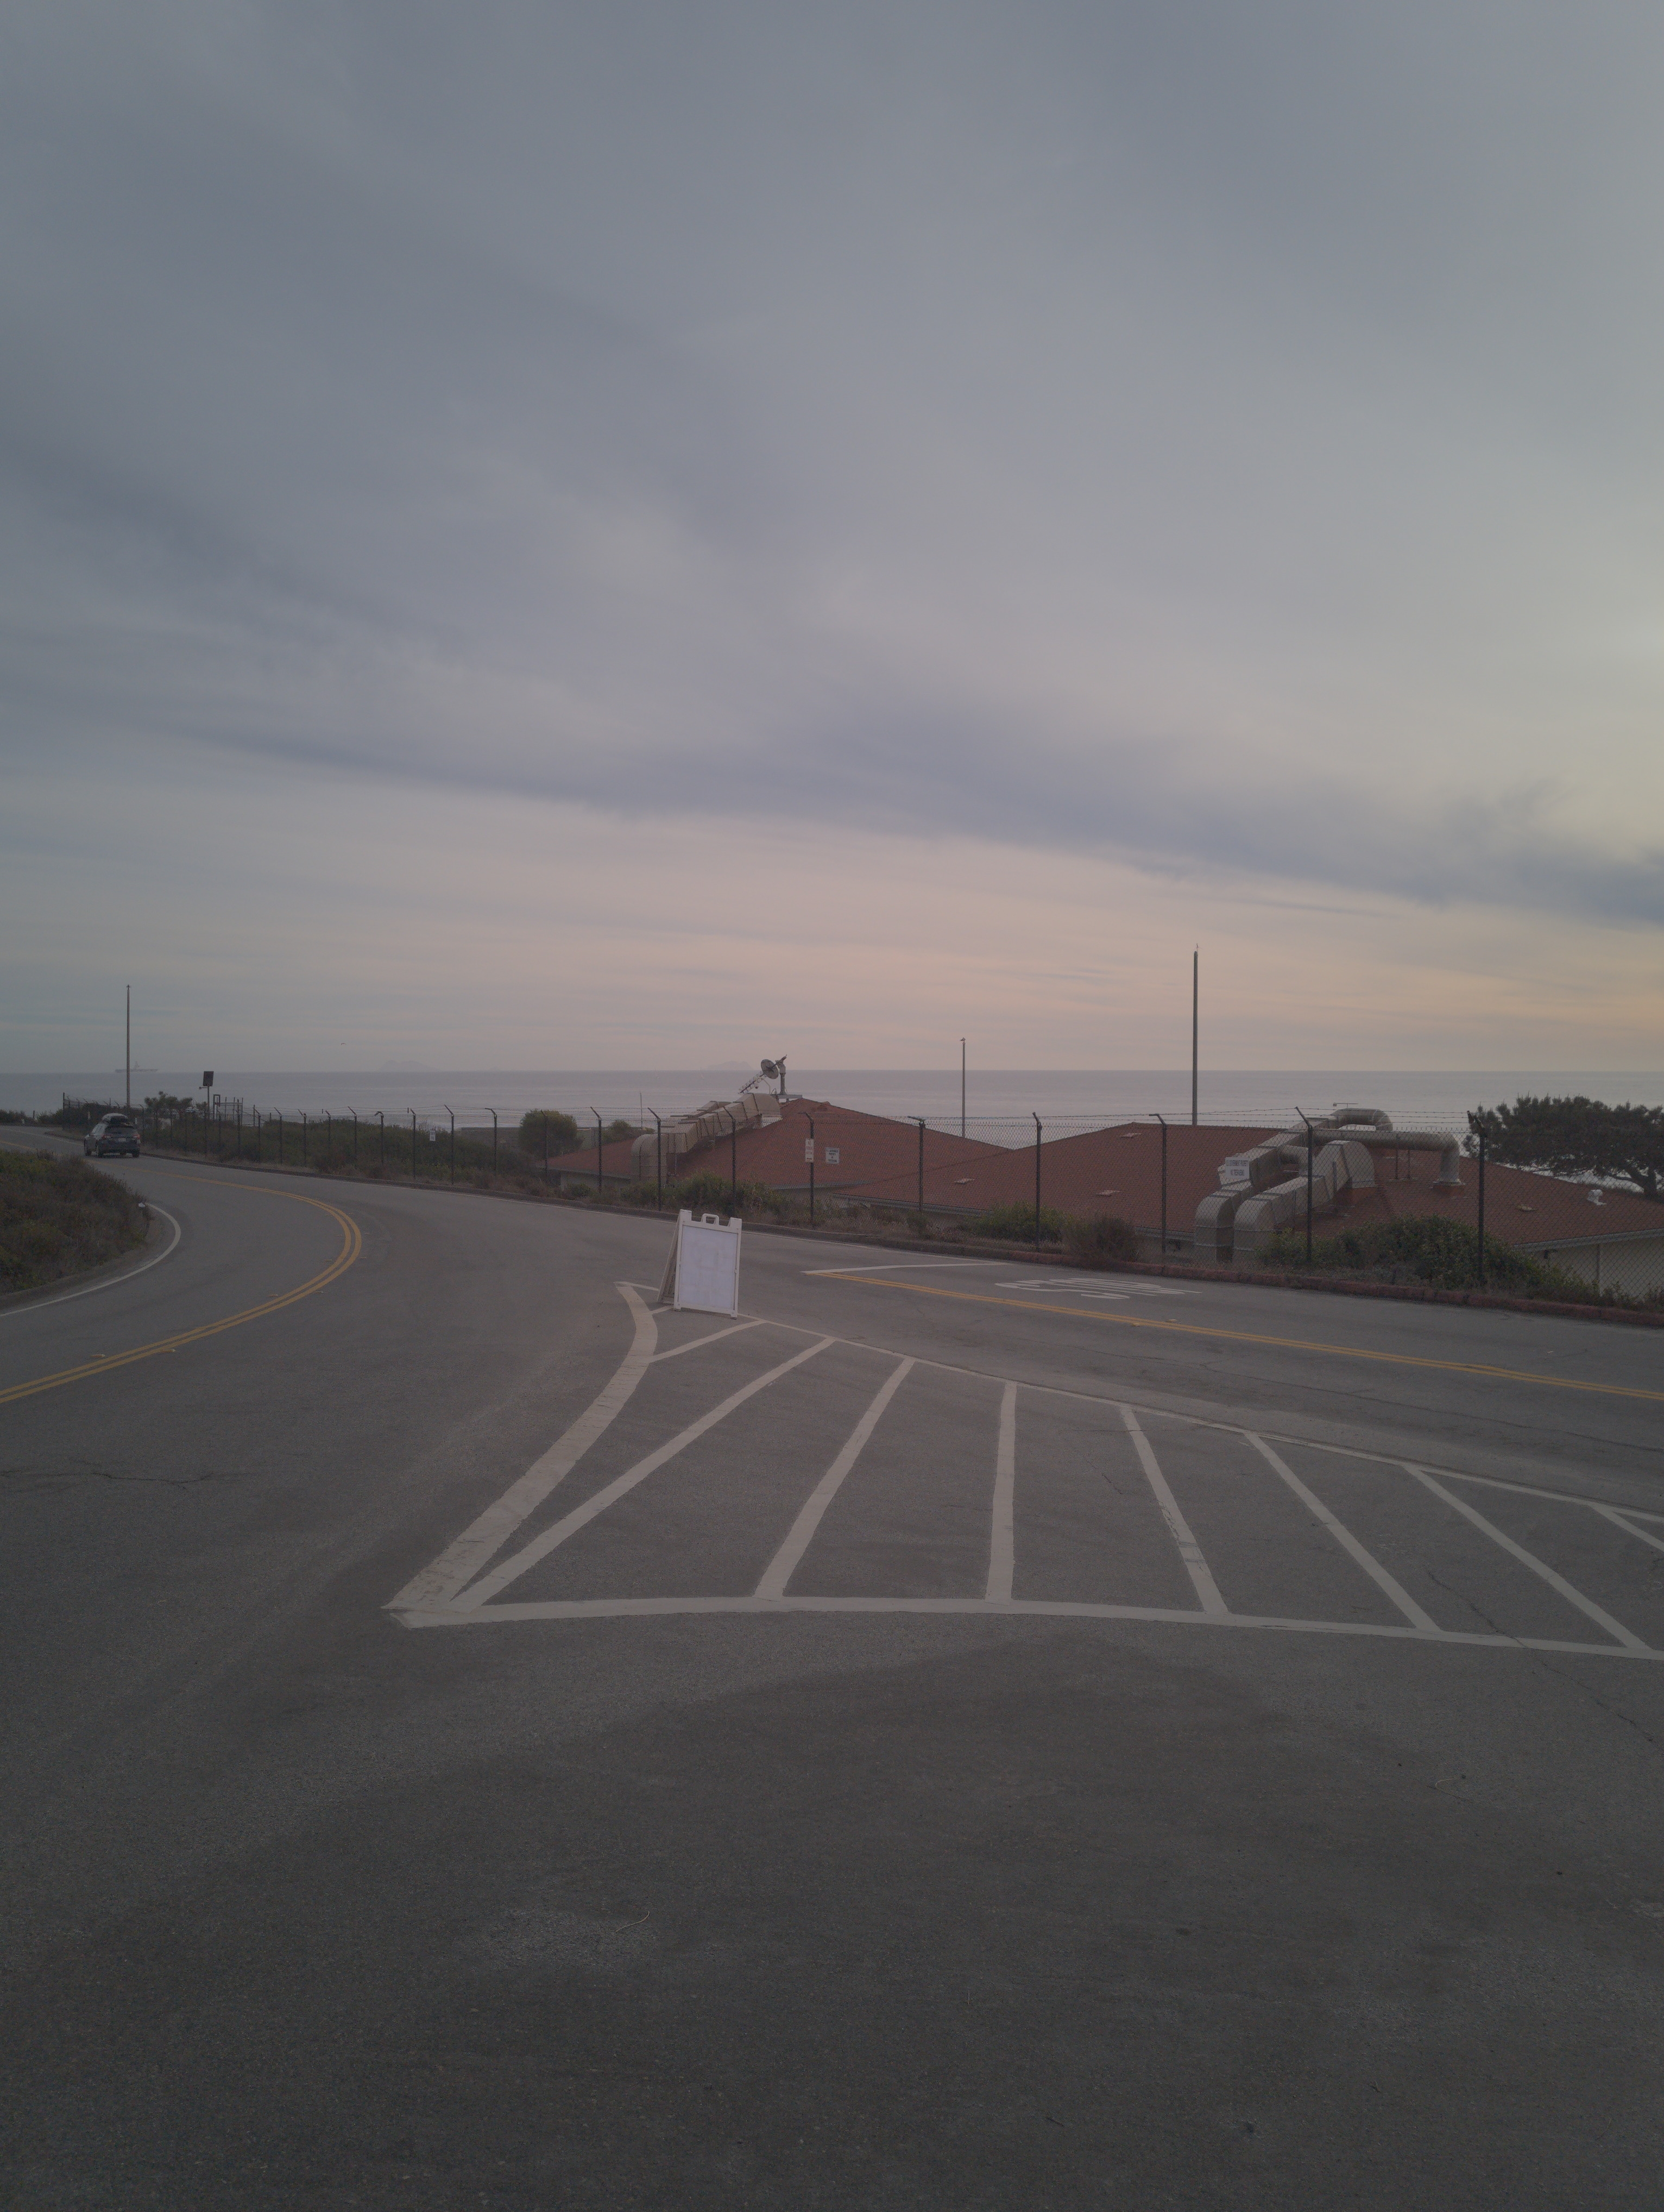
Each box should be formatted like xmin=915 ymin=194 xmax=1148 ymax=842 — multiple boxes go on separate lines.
xmin=754 ymin=1358 xmax=915 ymax=1598
xmin=455 ymin=1336 xmax=836 ymax=1608
xmin=986 ymin=1383 xmax=1017 ymax=1601
xmin=1407 ymin=1465 xmax=1652 ymax=1653
xmin=1121 ymin=1406 xmax=1227 ymax=1616
xmin=1245 ymin=1433 xmax=1438 ymax=1630
xmin=387 ymin=1285 xmax=658 ymax=1611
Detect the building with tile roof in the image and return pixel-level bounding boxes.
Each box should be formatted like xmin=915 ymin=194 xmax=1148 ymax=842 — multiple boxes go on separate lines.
xmin=544 ymin=1096 xmax=1664 ymax=1294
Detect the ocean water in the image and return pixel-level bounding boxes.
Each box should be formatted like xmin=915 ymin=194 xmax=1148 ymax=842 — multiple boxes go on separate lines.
xmin=8 ymin=1067 xmax=1662 ymax=1130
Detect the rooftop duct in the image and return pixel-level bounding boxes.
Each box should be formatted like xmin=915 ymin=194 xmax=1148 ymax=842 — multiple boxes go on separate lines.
xmin=1195 ymin=1109 xmax=1464 ymax=1264
xmin=631 ymin=1093 xmax=779 ymax=1183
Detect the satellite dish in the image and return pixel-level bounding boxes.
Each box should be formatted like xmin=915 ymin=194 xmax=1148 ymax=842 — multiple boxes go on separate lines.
xmin=760 ymin=1058 xmax=781 ymax=1081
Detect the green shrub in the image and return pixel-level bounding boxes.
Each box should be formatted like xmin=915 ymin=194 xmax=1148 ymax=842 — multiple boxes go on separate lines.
xmin=968 ymin=1200 xmax=1067 ymax=1243
xmin=664 ymin=1173 xmax=786 ymax=1219
xmin=1064 ymin=1212 xmax=1140 ymax=1266
xmin=1260 ymin=1215 xmax=1605 ymax=1299
xmin=519 ymin=1108 xmax=582 ymax=1153
xmin=37 ymin=1100 xmax=116 ymax=1130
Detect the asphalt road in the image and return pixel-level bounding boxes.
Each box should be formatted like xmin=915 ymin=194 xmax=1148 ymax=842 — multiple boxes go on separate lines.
xmin=4 ymin=1140 xmax=1664 ymax=2209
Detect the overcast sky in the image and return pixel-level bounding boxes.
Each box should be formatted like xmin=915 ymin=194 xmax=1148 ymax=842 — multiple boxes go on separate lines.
xmin=4 ymin=1 xmax=1662 ymax=1072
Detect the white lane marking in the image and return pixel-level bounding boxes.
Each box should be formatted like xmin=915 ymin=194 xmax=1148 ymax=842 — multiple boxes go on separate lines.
xmin=394 ymin=1592 xmax=1664 ymax=1659
xmin=1405 ymin=1465 xmax=1653 ymax=1654
xmin=804 ymin=1262 xmax=988 ymax=1274
xmin=589 ymin=1301 xmax=1662 ymax=1528
xmin=650 ymin=1320 xmax=765 ymax=1363
xmin=455 ymin=1336 xmax=837 ymax=1610
xmin=1244 ymin=1434 xmax=1439 ymax=1632
xmin=1 ymin=1205 xmax=182 ymax=1317
xmin=387 ymin=1285 xmax=659 ymax=1611
xmin=754 ymin=1358 xmax=915 ymax=1598
xmin=986 ymin=1382 xmax=1017 ymax=1601
xmin=1593 ymin=1504 xmax=1664 ymax=1555
xmin=995 ymin=1275 xmax=1109 ymax=1291
xmin=1120 ymin=1406 xmax=1227 ymax=1616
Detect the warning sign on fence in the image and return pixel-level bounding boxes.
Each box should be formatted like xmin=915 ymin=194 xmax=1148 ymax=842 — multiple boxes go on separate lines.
xmin=658 ymin=1208 xmax=743 ymax=1315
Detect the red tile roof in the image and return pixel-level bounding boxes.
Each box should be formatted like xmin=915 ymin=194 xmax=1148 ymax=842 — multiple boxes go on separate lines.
xmin=1343 ymin=1151 xmax=1664 ymax=1249
xmin=663 ymin=1100 xmax=1003 ymax=1193
xmin=546 ymin=1104 xmax=1664 ymax=1252
xmin=902 ymin=1121 xmax=1282 ymax=1226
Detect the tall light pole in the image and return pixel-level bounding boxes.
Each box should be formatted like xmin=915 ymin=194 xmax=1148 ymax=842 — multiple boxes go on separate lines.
xmin=1190 ymin=950 xmax=1198 ymax=1127
xmin=960 ymin=1038 xmax=966 ymax=1139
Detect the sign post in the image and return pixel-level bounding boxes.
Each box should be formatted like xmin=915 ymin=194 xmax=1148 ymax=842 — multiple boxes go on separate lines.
xmin=659 ymin=1209 xmax=743 ymax=1315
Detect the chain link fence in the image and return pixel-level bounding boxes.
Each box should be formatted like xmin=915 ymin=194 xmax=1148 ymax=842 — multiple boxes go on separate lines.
xmin=27 ymin=1090 xmax=1661 ymax=1311
xmin=903 ymin=1105 xmax=1664 ymax=1308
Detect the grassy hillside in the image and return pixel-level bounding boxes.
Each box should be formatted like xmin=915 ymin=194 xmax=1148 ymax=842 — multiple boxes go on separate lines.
xmin=0 ymin=1149 xmax=147 ymax=1293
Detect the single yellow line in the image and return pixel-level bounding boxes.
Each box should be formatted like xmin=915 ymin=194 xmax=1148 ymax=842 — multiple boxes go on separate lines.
xmin=0 ymin=1180 xmax=363 ymax=1407
xmin=823 ymin=1275 xmax=1664 ymax=1404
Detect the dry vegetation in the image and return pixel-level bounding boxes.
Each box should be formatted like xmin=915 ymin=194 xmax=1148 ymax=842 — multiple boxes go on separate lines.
xmin=0 ymin=1149 xmax=147 ymax=1293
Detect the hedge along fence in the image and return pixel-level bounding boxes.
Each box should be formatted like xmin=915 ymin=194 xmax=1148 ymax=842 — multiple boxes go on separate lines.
xmin=1259 ymin=1215 xmax=1664 ymax=1311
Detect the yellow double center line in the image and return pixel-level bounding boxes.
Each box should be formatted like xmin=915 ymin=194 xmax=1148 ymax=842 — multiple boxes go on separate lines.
xmin=828 ymin=1275 xmax=1664 ymax=1404
xmin=1 ymin=1181 xmax=363 ymax=1407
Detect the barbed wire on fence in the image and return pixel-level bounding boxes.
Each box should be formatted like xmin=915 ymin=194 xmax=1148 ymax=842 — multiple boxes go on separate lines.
xmin=26 ymin=1090 xmax=1662 ymax=1308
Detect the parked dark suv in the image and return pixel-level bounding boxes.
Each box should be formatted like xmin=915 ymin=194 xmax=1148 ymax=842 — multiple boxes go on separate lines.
xmin=84 ymin=1114 xmax=141 ymax=1159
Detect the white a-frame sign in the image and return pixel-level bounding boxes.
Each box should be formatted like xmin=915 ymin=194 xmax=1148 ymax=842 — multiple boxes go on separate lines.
xmin=659 ymin=1208 xmax=743 ymax=1315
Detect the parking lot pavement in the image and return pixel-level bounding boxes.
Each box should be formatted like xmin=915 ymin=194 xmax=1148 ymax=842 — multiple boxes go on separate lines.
xmin=392 ymin=1286 xmax=1664 ymax=1661
xmin=12 ymin=1190 xmax=1664 ymax=2209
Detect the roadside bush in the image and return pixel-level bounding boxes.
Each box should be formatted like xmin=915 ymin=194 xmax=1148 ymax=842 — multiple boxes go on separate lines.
xmin=662 ymin=1173 xmax=786 ymax=1220
xmin=1064 ymin=1212 xmax=1140 ymax=1267
xmin=0 ymin=1149 xmax=146 ymax=1292
xmin=1259 ymin=1215 xmax=1617 ymax=1300
xmin=968 ymin=1200 xmax=1067 ymax=1243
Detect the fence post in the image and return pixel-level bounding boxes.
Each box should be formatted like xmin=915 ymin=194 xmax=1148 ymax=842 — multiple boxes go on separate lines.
xmin=1476 ymin=1123 xmax=1486 ymax=1287
xmin=1297 ymin=1109 xmax=1314 ymax=1262
xmin=544 ymin=1114 xmax=550 ymax=1181
xmin=324 ymin=1111 xmax=332 ymax=1167
xmin=276 ymin=1110 xmax=283 ymax=1163
xmin=915 ymin=1117 xmax=925 ymax=1218
xmin=489 ymin=1108 xmax=499 ymax=1176
xmin=1033 ymin=1113 xmax=1042 ymax=1252
xmin=349 ymin=1108 xmax=358 ymax=1164
xmin=444 ymin=1104 xmax=455 ymax=1183
xmin=409 ymin=1109 xmax=417 ymax=1177
xmin=652 ymin=1111 xmax=662 ymax=1208
xmin=593 ymin=1110 xmax=603 ymax=1196
xmin=1156 ymin=1114 xmax=1168 ymax=1253
xmin=809 ymin=1115 xmax=816 ymax=1228
xmin=376 ymin=1111 xmax=385 ymax=1169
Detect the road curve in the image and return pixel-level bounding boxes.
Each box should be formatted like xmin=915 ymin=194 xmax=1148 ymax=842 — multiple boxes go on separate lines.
xmin=4 ymin=1149 xmax=1664 ymax=2210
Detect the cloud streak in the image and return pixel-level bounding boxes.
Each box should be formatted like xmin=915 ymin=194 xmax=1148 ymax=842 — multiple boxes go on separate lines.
xmin=4 ymin=0 xmax=1663 ymax=1072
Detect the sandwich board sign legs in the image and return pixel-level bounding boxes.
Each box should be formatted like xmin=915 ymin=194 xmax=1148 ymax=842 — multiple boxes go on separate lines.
xmin=660 ymin=1209 xmax=743 ymax=1315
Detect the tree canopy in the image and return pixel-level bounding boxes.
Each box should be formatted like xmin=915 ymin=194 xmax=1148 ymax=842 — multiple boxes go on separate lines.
xmin=518 ymin=1108 xmax=581 ymax=1153
xmin=1467 ymin=1095 xmax=1664 ymax=1202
